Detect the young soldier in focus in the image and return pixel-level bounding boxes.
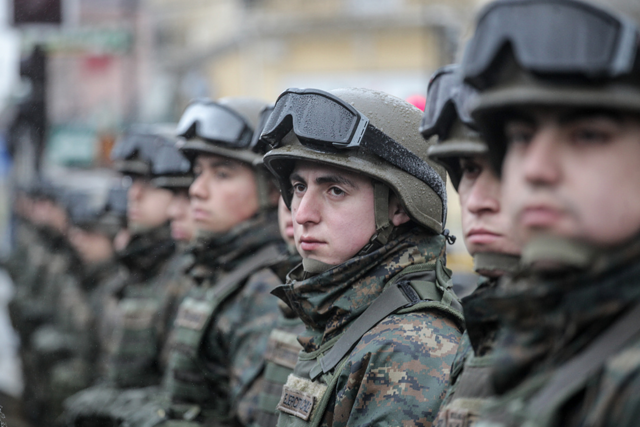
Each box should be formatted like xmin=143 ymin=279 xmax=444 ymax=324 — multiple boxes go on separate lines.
xmin=261 ymin=87 xmax=464 ymax=427
xmin=457 ymin=0 xmax=640 ymax=425
xmin=421 ymin=66 xmax=520 ymax=427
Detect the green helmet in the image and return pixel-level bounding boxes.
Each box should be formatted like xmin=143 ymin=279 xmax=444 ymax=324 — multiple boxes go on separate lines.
xmin=177 ymin=97 xmax=269 ymax=164
xmin=262 ymin=87 xmax=447 ymax=237
xmin=176 ymin=96 xmax=276 ymax=209
xmin=421 ymin=65 xmax=487 ymax=190
xmin=461 ymin=0 xmax=640 ymax=172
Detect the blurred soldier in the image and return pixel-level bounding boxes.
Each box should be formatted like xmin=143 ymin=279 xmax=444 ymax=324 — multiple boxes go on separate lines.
xmin=421 ymin=66 xmax=521 ymax=427
xmin=76 ymin=97 xmax=287 ymax=427
xmin=36 ymin=189 xmax=123 ymax=423
xmin=63 ymin=127 xmax=185 ymax=426
xmin=455 ymin=0 xmax=640 ymax=426
xmin=8 ymin=182 xmax=80 ymax=425
xmin=261 ymin=87 xmax=464 ymax=427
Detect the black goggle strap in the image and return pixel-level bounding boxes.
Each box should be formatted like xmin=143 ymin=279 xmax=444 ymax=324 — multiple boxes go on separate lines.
xmin=361 ymin=123 xmax=447 ymax=223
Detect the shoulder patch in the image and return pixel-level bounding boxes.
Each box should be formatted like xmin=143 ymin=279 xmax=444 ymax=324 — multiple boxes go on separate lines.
xmin=277 ymin=374 xmax=327 ymax=421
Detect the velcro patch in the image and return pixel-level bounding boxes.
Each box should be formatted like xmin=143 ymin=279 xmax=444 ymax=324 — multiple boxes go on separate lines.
xmin=265 ymin=330 xmax=302 ymax=369
xmin=277 ymin=386 xmax=315 ymax=421
xmin=174 ymin=298 xmax=212 ymax=331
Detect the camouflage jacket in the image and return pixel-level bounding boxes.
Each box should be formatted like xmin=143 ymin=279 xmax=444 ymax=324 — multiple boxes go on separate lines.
xmin=474 ymin=237 xmax=640 ymax=427
xmin=252 ymin=251 xmax=304 ymax=427
xmin=274 ymin=228 xmax=464 ymax=427
xmin=158 ymin=211 xmax=285 ymax=426
xmin=435 ymin=254 xmax=520 ymax=427
xmin=105 ymin=224 xmax=178 ymax=388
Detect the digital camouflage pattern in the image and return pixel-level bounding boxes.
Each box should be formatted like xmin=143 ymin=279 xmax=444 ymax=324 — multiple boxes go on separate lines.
xmin=274 ymin=228 xmax=463 ymax=427
xmin=473 ymin=237 xmax=640 ymax=427
xmin=63 ymin=225 xmax=180 ymax=426
xmin=92 ymin=211 xmax=286 ymax=427
xmin=105 ymin=224 xmax=177 ymax=387
xmin=252 ymin=251 xmax=304 ymax=427
xmin=435 ymin=276 xmax=501 ymax=427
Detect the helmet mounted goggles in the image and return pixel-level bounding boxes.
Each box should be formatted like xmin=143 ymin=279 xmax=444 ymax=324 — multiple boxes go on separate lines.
xmin=176 ymin=100 xmax=254 ymax=148
xmin=420 ymin=65 xmax=478 ymax=140
xmin=462 ymin=0 xmax=640 ymax=90
xmin=260 ymin=88 xmax=447 ymax=206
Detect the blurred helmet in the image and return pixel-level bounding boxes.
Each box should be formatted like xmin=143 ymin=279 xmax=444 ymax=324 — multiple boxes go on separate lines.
xmin=111 ymin=124 xmax=189 ymax=183
xmin=262 ymin=87 xmax=447 ymax=238
xmin=176 ymin=96 xmax=276 ymax=209
xmin=460 ymin=0 xmax=640 ymax=171
xmin=421 ymin=65 xmax=487 ymax=190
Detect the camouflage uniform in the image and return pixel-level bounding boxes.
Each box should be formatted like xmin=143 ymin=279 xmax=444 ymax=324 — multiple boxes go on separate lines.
xmin=102 ymin=212 xmax=285 ymax=427
xmin=434 ymin=254 xmax=519 ymax=427
xmin=469 ymin=238 xmax=640 ymax=427
xmin=252 ymin=250 xmax=304 ymax=427
xmin=273 ymin=229 xmax=463 ymax=427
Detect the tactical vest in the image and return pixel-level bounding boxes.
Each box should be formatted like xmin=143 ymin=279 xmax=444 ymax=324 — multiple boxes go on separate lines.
xmin=435 ymin=347 xmax=495 ymax=427
xmin=474 ymin=302 xmax=640 ymax=427
xmin=161 ymin=244 xmax=285 ymax=425
xmin=276 ymin=260 xmax=464 ymax=427
xmin=255 ymin=317 xmax=306 ymax=427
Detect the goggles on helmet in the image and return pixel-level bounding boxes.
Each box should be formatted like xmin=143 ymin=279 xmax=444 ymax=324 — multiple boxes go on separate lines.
xmin=249 ymin=104 xmax=275 ymax=155
xmin=111 ymin=133 xmax=165 ymax=163
xmin=462 ymin=0 xmax=640 ymax=90
xmin=176 ymin=100 xmax=254 ymax=148
xmin=151 ymin=145 xmax=192 ymax=176
xmin=420 ymin=65 xmax=477 ymax=140
xmin=261 ymin=88 xmax=447 ymax=204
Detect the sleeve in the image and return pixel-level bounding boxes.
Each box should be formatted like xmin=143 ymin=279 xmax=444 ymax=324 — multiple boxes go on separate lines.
xmin=330 ymin=311 xmax=462 ymax=427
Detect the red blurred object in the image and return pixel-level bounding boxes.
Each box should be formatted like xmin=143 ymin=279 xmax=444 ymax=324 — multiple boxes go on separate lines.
xmin=405 ymin=94 xmax=426 ymax=111
xmin=13 ymin=0 xmax=62 ymax=25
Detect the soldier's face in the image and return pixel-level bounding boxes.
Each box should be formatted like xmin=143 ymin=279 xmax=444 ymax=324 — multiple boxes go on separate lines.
xmin=502 ymin=107 xmax=640 ymax=247
xmin=127 ymin=177 xmax=173 ymax=231
xmin=189 ymin=154 xmax=260 ymax=234
xmin=458 ymin=155 xmax=520 ymax=257
xmin=167 ymin=189 xmax=195 ymax=242
xmin=68 ymin=227 xmax=114 ymax=264
xmin=289 ymin=162 xmax=377 ymax=265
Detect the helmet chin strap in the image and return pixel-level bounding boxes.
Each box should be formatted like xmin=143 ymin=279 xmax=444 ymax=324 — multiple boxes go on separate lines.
xmin=359 ymin=182 xmax=394 ymax=255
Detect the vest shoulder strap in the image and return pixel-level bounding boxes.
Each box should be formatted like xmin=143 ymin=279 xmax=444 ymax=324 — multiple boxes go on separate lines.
xmin=528 ymin=302 xmax=640 ymax=416
xmin=310 ymin=260 xmax=463 ymax=380
xmin=206 ymin=243 xmax=285 ymax=305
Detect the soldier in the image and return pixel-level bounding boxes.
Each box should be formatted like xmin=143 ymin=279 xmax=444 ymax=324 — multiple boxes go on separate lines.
xmin=107 ymin=97 xmax=287 ymax=427
xmin=421 ymin=66 xmax=521 ymax=426
xmin=456 ymin=0 xmax=640 ymax=425
xmin=63 ymin=127 xmax=184 ymax=426
xmin=260 ymin=87 xmax=464 ymax=427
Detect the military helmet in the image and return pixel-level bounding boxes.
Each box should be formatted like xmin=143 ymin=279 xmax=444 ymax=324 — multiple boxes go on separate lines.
xmin=461 ymin=0 xmax=640 ymax=171
xmin=262 ymin=87 xmax=447 ymax=235
xmin=421 ymin=65 xmax=487 ymax=190
xmin=177 ymin=97 xmax=269 ymax=164
xmin=111 ymin=124 xmax=188 ymax=183
xmin=67 ymin=190 xmax=121 ymax=238
xmin=176 ymin=96 xmax=276 ymax=210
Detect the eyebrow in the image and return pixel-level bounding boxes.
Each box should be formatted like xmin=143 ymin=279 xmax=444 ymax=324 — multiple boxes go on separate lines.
xmin=557 ymin=109 xmax=624 ymax=125
xmin=290 ymin=172 xmax=358 ymax=189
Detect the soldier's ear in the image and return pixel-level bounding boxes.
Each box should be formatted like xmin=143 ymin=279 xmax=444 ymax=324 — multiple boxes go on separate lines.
xmin=388 ymin=193 xmax=410 ymax=226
